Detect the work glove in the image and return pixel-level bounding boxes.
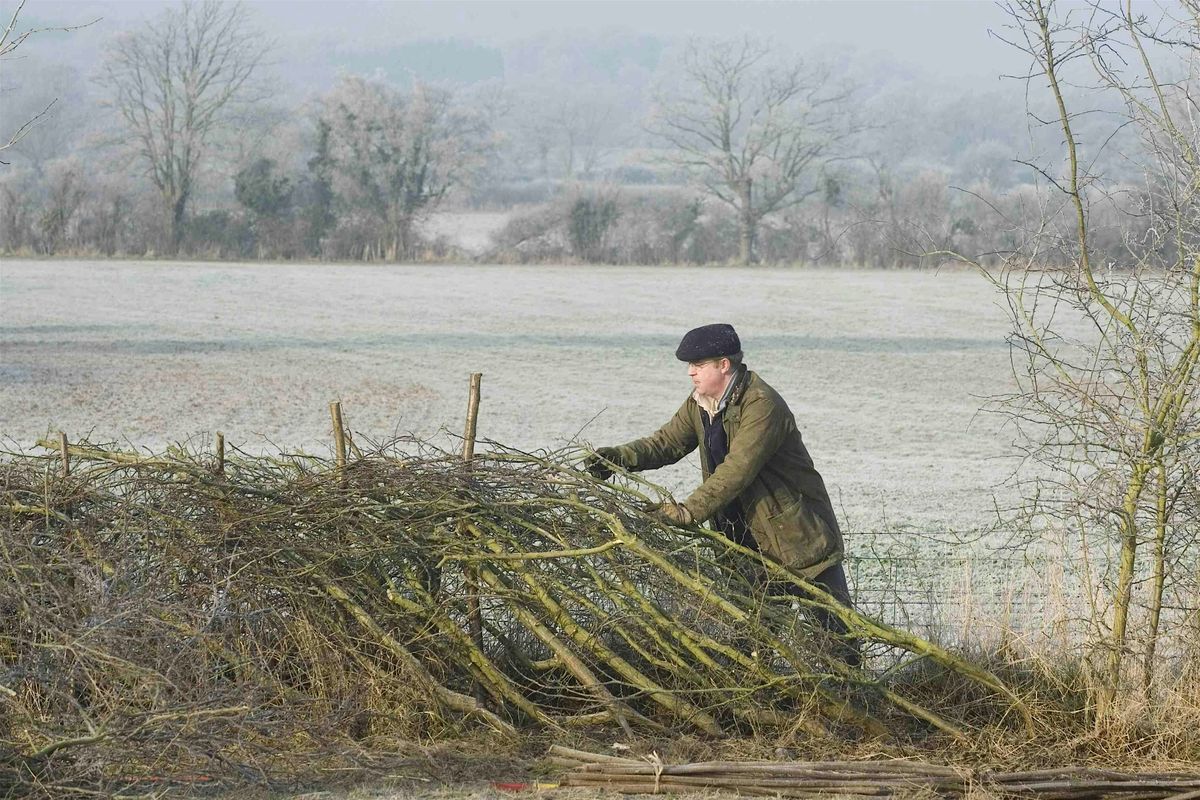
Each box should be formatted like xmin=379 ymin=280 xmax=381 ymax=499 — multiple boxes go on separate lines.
xmin=645 ymin=501 xmax=693 ymax=526
xmin=584 ymin=447 xmax=622 ymax=481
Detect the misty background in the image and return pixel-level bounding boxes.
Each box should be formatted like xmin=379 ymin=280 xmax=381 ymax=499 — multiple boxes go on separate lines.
xmin=0 ymin=0 xmax=1175 ymax=265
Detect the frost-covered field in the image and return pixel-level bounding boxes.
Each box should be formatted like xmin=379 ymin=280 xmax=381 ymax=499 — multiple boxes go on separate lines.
xmin=2 ymin=260 xmax=1089 ymax=635
xmin=1 ymin=260 xmax=1022 ymax=532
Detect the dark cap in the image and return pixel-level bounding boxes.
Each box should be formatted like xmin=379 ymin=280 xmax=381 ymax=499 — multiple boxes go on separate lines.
xmin=675 ymin=323 xmax=741 ymax=362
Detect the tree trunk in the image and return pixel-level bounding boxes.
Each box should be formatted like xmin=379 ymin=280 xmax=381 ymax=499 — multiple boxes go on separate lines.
xmin=167 ymin=193 xmax=187 ymax=255
xmin=397 ymin=215 xmax=415 ymax=261
xmin=737 ymin=177 xmax=755 ymax=265
xmin=1141 ymin=460 xmax=1169 ymax=694
xmin=1101 ymin=463 xmax=1149 ymax=713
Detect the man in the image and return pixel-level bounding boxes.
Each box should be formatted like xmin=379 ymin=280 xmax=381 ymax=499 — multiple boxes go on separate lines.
xmin=587 ymin=323 xmax=858 ymax=665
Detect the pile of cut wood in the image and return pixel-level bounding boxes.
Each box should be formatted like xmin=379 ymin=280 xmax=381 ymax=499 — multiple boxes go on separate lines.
xmin=551 ymin=746 xmax=1200 ymax=799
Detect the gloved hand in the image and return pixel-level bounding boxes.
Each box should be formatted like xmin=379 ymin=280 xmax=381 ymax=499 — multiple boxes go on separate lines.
xmin=584 ymin=447 xmax=622 ymax=481
xmin=645 ymin=501 xmax=693 ymax=526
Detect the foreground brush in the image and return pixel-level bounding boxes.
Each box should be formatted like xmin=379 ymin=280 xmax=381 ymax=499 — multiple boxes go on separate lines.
xmin=2 ymin=437 xmax=1029 ymax=795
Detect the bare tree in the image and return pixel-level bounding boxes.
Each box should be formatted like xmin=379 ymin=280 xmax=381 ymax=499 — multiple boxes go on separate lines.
xmin=548 ymin=94 xmax=616 ymax=180
xmin=316 ymin=75 xmax=491 ymax=260
xmin=37 ymin=162 xmax=86 ymax=253
xmin=947 ymin=0 xmax=1199 ymax=713
xmin=0 ymin=0 xmax=94 ymax=165
xmin=2 ymin=62 xmax=91 ymax=173
xmin=503 ymin=85 xmax=616 ymax=182
xmin=650 ymin=37 xmax=858 ymax=264
xmin=99 ymin=0 xmax=265 ymax=253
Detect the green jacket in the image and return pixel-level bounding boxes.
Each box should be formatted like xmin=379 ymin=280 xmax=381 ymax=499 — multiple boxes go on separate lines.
xmin=611 ymin=368 xmax=843 ymax=578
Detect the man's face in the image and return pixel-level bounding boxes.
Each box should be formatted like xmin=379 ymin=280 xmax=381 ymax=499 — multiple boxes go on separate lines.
xmin=688 ymin=358 xmax=730 ymax=398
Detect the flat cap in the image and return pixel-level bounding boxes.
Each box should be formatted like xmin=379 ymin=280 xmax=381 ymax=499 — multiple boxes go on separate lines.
xmin=675 ymin=323 xmax=741 ymax=362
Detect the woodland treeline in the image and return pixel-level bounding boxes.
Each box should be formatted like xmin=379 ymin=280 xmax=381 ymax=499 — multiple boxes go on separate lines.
xmin=0 ymin=0 xmax=1176 ymax=266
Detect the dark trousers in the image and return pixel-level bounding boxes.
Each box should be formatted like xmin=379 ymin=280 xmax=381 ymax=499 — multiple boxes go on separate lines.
xmin=718 ymin=510 xmax=861 ymax=668
xmin=791 ymin=561 xmax=861 ymax=668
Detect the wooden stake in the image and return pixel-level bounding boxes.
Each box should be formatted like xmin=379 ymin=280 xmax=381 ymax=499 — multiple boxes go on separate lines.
xmin=329 ymin=401 xmax=347 ymax=470
xmin=462 ymin=373 xmax=482 ymax=461
xmin=59 ymin=432 xmax=69 ymax=477
xmin=215 ymin=432 xmax=225 ymax=476
xmin=461 ymin=373 xmax=486 ymax=705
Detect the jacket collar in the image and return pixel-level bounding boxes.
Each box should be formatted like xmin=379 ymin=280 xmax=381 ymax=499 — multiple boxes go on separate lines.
xmin=726 ymin=364 xmax=750 ymax=407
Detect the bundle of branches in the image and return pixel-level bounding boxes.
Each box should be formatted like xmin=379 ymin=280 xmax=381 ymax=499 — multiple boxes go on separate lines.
xmin=551 ymin=746 xmax=1200 ymax=798
xmin=2 ymin=438 xmax=1029 ymax=795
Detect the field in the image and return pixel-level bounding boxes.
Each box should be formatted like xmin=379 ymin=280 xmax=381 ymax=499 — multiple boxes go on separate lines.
xmin=0 ymin=259 xmax=1020 ymax=535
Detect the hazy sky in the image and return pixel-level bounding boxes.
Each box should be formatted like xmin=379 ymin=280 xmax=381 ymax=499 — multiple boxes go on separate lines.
xmin=14 ymin=1 xmax=1028 ymax=85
